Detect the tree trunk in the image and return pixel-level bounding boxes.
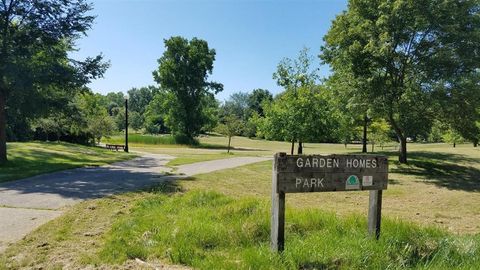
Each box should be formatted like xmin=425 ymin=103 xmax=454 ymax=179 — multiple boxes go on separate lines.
xmin=453 ymin=142 xmax=456 ymax=148
xmin=362 ymin=115 xmax=368 ymax=153
xmin=371 ymin=142 xmax=375 ymax=152
xmin=388 ymin=113 xmax=408 ymax=164
xmin=474 ymin=140 xmax=478 ymax=147
xmin=298 ymin=141 xmax=303 ymax=155
xmin=227 ymin=135 xmax=231 ymax=153
xmin=0 ymin=91 xmax=6 ymax=163
xmin=398 ymin=137 xmax=407 ymax=164
xmin=290 ymin=139 xmax=295 ymax=155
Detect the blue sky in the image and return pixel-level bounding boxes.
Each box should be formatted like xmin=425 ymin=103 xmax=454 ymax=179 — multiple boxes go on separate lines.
xmin=71 ymin=0 xmax=348 ymax=101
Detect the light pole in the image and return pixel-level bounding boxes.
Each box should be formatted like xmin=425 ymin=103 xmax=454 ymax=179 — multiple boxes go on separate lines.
xmin=124 ymin=95 xmax=129 ymax=153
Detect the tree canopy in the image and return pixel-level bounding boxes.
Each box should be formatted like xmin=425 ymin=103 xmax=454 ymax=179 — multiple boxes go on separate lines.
xmin=321 ymin=0 xmax=480 ymax=163
xmin=152 ymin=36 xmax=223 ymax=142
xmin=0 ymin=0 xmax=108 ymax=162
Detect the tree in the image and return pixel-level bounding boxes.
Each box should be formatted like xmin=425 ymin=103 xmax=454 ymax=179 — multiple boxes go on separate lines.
xmin=0 ymin=0 xmax=108 ymax=163
xmin=215 ymin=115 xmax=244 ymax=153
xmin=89 ymin=112 xmax=116 ymax=144
xmin=324 ymin=73 xmax=367 ymax=147
xmin=220 ymin=92 xmax=250 ymax=121
xmin=442 ymin=128 xmax=464 ymax=148
xmin=369 ymin=118 xmax=391 ymax=152
xmin=127 ymin=86 xmax=157 ymax=115
xmin=105 ymin=92 xmax=125 ymax=116
xmin=143 ymin=91 xmax=169 ymax=134
xmin=247 ymin=89 xmax=273 ymax=117
xmin=200 ymin=93 xmax=220 ymax=133
xmin=272 ymin=48 xmax=320 ymax=154
xmin=33 ymin=117 xmax=61 ymax=142
xmin=129 ymin=111 xmax=143 ymax=132
xmin=321 ymin=0 xmax=480 ymax=163
xmin=75 ymin=92 xmax=115 ymax=144
xmin=114 ymin=108 xmax=126 ymax=131
xmin=260 ymin=86 xmax=337 ymax=151
xmin=434 ymin=73 xmax=480 ymax=147
xmin=152 ymin=36 xmax=223 ymax=142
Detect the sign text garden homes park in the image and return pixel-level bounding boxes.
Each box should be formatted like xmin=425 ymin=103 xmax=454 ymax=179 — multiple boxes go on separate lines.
xmin=271 ymin=153 xmax=389 ymax=251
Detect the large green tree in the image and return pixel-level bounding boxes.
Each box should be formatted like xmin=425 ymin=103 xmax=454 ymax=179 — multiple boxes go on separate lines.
xmin=321 ymin=0 xmax=480 ymax=163
xmin=260 ymin=86 xmax=337 ymax=151
xmin=74 ymin=92 xmax=115 ymax=144
xmin=272 ymin=48 xmax=320 ymax=154
xmin=0 ymin=0 xmax=107 ymax=163
xmin=433 ymin=73 xmax=480 ymax=147
xmin=152 ymin=36 xmax=223 ymax=142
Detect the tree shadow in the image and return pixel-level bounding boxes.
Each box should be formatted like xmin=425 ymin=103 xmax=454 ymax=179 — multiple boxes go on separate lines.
xmin=0 ymin=148 xmax=129 ymax=183
xmin=388 ymin=178 xmax=402 ymax=185
xmin=0 ymin=155 xmax=185 ymax=209
xmin=388 ymin=151 xmax=480 ymax=192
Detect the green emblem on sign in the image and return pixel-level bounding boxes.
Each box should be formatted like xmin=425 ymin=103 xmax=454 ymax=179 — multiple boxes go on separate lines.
xmin=346 ymin=175 xmax=360 ymax=190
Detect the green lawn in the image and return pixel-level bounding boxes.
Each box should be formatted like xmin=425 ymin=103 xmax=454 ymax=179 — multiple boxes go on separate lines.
xmin=3 ymin=187 xmax=478 ymax=269
xmin=98 ymin=190 xmax=479 ymax=270
xmin=2 ymin=138 xmax=479 ymax=269
xmin=0 ymin=142 xmax=135 ymax=183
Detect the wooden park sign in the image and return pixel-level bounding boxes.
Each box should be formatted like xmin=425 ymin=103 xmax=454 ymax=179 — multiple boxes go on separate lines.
xmin=271 ymin=152 xmax=388 ymax=252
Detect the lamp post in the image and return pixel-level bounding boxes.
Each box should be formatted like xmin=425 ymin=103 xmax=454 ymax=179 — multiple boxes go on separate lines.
xmin=124 ymin=95 xmax=129 ymax=153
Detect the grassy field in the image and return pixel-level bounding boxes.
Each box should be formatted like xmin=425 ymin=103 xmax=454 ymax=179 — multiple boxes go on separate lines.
xmin=1 ymin=137 xmax=479 ymax=269
xmin=0 ymin=142 xmax=135 ymax=183
xmin=2 ymin=186 xmax=478 ymax=269
xmin=179 ymin=143 xmax=480 ymax=234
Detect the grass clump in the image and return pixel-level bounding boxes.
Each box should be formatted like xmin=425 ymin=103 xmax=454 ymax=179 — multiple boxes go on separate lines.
xmin=98 ymin=190 xmax=480 ymax=269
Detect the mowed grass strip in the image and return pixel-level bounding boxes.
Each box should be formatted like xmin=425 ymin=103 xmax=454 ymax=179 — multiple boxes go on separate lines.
xmin=0 ymin=142 xmax=135 ymax=183
xmin=98 ymin=190 xmax=480 ymax=269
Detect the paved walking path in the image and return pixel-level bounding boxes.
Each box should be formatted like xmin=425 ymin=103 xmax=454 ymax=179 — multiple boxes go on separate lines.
xmin=177 ymin=156 xmax=270 ymax=175
xmin=0 ymin=153 xmax=270 ymax=252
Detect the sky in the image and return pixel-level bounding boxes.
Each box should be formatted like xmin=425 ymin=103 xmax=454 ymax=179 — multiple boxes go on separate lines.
xmin=71 ymin=0 xmax=348 ymax=101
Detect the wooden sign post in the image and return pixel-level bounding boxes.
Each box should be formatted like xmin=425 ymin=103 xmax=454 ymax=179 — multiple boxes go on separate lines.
xmin=271 ymin=152 xmax=388 ymax=252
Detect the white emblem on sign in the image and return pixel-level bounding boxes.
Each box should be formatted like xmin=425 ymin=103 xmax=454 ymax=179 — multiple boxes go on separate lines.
xmin=345 ymin=175 xmax=360 ymax=190
xmin=362 ymin=176 xmax=373 ymax=186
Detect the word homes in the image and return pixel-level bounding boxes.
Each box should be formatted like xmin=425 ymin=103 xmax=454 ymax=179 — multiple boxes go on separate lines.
xmin=296 ymin=156 xmax=379 ymax=169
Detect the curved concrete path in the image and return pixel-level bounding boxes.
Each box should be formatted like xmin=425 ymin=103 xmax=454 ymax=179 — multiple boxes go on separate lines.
xmin=177 ymin=156 xmax=270 ymax=176
xmin=0 ymin=153 xmax=271 ymax=252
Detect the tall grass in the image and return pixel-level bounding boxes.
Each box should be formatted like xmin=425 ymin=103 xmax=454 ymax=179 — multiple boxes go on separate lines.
xmin=105 ymin=134 xmax=175 ymax=145
xmin=99 ymin=190 xmax=480 ymax=269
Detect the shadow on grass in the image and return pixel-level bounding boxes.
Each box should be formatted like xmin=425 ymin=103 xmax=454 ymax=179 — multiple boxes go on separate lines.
xmin=0 ymin=155 xmax=185 ymax=209
xmin=388 ymin=178 xmax=402 ymax=185
xmin=0 ymin=147 xmax=129 ymax=183
xmin=386 ymin=151 xmax=480 ymax=192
